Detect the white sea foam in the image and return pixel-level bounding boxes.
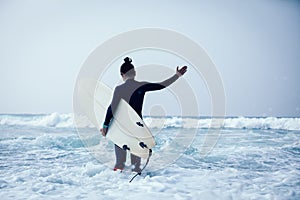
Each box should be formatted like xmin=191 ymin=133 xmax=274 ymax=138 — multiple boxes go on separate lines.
xmin=1 ymin=113 xmax=299 ymax=200
xmin=0 ymin=113 xmax=74 ymax=128
xmin=0 ymin=114 xmax=299 ymax=130
xmin=145 ymin=116 xmax=300 ymax=130
xmin=0 ymin=125 xmax=299 ymax=200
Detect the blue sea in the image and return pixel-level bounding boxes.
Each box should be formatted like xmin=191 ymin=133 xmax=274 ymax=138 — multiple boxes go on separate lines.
xmin=0 ymin=113 xmax=299 ymax=200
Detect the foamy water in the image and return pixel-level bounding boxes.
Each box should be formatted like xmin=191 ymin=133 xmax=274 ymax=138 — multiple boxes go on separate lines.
xmin=0 ymin=114 xmax=299 ymax=199
xmin=1 ymin=113 xmax=299 ymax=130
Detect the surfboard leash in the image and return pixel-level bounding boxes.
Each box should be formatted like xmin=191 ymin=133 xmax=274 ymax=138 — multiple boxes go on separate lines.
xmin=129 ymin=149 xmax=152 ymax=183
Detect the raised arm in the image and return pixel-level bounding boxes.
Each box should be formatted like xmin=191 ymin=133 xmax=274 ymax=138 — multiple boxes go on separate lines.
xmin=160 ymin=66 xmax=187 ymax=86
xmin=143 ymin=66 xmax=187 ymax=91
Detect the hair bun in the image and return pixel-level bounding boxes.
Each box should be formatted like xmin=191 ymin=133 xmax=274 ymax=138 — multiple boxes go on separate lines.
xmin=124 ymin=57 xmax=132 ymax=64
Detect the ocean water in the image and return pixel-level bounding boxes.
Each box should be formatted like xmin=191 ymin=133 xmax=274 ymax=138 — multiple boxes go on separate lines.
xmin=0 ymin=113 xmax=299 ymax=200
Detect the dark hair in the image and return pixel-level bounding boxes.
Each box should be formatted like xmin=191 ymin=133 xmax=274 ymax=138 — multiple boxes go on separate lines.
xmin=120 ymin=57 xmax=134 ymax=75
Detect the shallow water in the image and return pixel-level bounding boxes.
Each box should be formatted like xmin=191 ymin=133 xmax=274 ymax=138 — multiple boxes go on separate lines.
xmin=0 ymin=115 xmax=299 ymax=199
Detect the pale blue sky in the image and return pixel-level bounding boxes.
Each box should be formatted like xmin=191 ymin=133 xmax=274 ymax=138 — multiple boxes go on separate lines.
xmin=0 ymin=0 xmax=299 ymax=117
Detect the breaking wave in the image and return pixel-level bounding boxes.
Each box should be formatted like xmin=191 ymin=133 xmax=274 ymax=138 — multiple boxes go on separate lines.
xmin=0 ymin=113 xmax=299 ymax=130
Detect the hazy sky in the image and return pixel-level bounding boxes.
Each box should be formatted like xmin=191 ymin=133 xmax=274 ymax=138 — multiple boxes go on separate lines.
xmin=0 ymin=0 xmax=299 ymax=117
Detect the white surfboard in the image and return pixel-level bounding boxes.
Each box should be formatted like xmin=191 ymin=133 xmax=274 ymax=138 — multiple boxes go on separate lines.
xmin=78 ymin=79 xmax=155 ymax=159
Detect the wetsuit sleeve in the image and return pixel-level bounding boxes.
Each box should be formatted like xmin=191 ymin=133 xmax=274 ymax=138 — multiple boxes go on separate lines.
xmin=103 ymin=87 xmax=121 ymax=127
xmin=143 ymin=74 xmax=179 ymax=91
xmin=103 ymin=105 xmax=112 ymax=127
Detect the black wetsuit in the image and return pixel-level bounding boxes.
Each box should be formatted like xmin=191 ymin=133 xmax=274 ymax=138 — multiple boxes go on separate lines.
xmin=103 ymin=74 xmax=179 ymax=126
xmin=103 ymin=74 xmax=179 ymax=170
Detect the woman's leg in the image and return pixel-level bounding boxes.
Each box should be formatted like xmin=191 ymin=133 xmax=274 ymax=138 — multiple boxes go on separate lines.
xmin=130 ymin=154 xmax=141 ymax=173
xmin=114 ymin=144 xmax=126 ymax=170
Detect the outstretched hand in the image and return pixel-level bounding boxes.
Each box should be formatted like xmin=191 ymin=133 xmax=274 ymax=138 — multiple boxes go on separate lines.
xmin=100 ymin=127 xmax=108 ymax=137
xmin=176 ymin=66 xmax=187 ymax=76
